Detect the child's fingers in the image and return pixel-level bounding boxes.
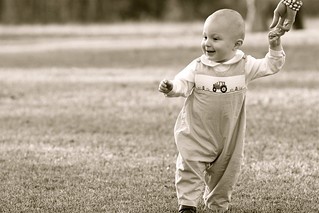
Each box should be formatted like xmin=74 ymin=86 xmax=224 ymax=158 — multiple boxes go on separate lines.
xmin=159 ymin=79 xmax=173 ymax=93
xmin=160 ymin=80 xmax=168 ymax=88
xmin=159 ymin=84 xmax=167 ymax=91
xmin=269 ymin=33 xmax=278 ymax=40
xmin=158 ymin=80 xmax=168 ymax=92
xmin=268 ymin=33 xmax=276 ymax=39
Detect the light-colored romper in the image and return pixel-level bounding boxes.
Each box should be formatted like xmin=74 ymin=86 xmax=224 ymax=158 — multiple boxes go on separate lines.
xmin=168 ymin=50 xmax=285 ymax=211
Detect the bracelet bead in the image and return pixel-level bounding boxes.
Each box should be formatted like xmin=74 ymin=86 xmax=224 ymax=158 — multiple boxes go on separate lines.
xmin=282 ymin=0 xmax=303 ymax=11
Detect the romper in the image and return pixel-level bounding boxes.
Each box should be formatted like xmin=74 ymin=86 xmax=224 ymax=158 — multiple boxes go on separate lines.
xmin=174 ymin=56 xmax=247 ymax=209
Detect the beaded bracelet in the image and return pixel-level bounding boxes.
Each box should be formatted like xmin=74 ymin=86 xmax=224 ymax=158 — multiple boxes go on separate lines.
xmin=282 ymin=0 xmax=303 ymax=11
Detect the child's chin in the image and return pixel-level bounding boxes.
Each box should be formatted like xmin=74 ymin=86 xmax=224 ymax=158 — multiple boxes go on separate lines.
xmin=205 ymin=53 xmax=220 ymax=61
xmin=206 ymin=55 xmax=216 ymax=61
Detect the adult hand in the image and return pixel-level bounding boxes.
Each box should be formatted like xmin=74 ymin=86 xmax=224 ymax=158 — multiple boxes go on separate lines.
xmin=269 ymin=1 xmax=297 ymax=32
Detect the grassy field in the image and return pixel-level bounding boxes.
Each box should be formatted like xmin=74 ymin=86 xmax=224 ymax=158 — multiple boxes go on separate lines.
xmin=0 ymin=23 xmax=318 ymax=213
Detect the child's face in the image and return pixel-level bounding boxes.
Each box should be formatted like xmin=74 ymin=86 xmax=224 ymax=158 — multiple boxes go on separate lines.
xmin=201 ymin=19 xmax=239 ymax=63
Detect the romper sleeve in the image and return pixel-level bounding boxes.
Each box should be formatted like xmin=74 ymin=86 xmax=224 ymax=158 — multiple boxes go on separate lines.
xmin=166 ymin=59 xmax=197 ymax=97
xmin=245 ymin=48 xmax=286 ymax=84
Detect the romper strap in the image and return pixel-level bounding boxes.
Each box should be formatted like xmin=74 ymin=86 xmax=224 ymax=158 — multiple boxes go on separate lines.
xmin=194 ymin=57 xmax=201 ymax=73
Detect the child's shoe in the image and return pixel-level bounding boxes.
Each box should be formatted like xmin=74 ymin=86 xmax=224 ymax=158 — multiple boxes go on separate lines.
xmin=178 ymin=205 xmax=196 ymax=213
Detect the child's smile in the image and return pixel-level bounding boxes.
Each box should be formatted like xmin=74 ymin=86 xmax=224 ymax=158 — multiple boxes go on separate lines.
xmin=205 ymin=49 xmax=216 ymax=56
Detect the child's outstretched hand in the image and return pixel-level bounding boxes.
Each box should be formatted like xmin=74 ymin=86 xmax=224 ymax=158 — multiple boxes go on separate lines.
xmin=158 ymin=79 xmax=173 ymax=94
xmin=268 ymin=28 xmax=283 ymax=50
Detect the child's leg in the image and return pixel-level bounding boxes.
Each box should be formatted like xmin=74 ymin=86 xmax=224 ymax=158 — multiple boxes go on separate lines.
xmin=203 ymin=139 xmax=244 ymax=211
xmin=175 ymin=154 xmax=206 ymax=208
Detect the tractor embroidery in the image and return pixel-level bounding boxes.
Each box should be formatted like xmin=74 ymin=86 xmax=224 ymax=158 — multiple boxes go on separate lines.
xmin=212 ymin=81 xmax=227 ymax=93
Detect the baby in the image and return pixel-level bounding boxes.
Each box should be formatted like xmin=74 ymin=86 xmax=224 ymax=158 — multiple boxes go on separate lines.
xmin=159 ymin=9 xmax=285 ymax=212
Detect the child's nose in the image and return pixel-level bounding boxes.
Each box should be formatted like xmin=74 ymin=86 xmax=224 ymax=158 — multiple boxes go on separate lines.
xmin=205 ymin=39 xmax=212 ymax=47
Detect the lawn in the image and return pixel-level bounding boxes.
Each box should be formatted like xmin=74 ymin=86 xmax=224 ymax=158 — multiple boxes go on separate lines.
xmin=0 ymin=23 xmax=318 ymax=213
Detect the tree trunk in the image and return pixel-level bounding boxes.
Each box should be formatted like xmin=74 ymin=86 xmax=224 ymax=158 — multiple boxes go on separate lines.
xmin=246 ymin=0 xmax=271 ymax=32
xmin=1 ymin=0 xmax=17 ymax=23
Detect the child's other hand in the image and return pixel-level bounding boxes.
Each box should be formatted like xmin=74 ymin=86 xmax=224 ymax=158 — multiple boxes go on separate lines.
xmin=268 ymin=28 xmax=282 ymax=50
xmin=158 ymin=79 xmax=173 ymax=94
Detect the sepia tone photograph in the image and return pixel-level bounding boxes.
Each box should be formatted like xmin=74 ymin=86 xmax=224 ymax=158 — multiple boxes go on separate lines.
xmin=0 ymin=0 xmax=318 ymax=212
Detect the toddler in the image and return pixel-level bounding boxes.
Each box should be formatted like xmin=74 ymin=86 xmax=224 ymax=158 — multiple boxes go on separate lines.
xmin=158 ymin=9 xmax=285 ymax=212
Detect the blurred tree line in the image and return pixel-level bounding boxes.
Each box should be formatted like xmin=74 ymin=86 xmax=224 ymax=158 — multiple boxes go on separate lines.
xmin=0 ymin=0 xmax=317 ymax=24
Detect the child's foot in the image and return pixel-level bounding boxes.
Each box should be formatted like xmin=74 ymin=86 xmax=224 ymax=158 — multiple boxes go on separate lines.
xmin=178 ymin=205 xmax=196 ymax=213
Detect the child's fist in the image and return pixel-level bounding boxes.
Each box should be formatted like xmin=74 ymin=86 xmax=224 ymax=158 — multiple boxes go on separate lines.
xmin=268 ymin=28 xmax=282 ymax=50
xmin=158 ymin=79 xmax=173 ymax=94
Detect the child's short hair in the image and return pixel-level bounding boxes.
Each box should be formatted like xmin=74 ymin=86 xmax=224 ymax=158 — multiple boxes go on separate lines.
xmin=206 ymin=9 xmax=245 ymax=40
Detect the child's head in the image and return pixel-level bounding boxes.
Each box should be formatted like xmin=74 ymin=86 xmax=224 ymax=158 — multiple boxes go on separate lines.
xmin=201 ymin=9 xmax=245 ymax=62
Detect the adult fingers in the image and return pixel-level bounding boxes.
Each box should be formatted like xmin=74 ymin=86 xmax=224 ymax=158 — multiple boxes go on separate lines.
xmin=270 ymin=10 xmax=280 ymax=28
xmin=281 ymin=9 xmax=297 ymax=31
xmin=277 ymin=17 xmax=285 ymax=28
xmin=281 ymin=20 xmax=294 ymax=31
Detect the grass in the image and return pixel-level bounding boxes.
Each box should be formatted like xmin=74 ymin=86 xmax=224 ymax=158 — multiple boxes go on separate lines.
xmin=0 ymin=24 xmax=318 ymax=212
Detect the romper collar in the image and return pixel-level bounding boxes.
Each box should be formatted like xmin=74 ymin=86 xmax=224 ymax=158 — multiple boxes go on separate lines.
xmin=200 ymin=50 xmax=245 ymax=67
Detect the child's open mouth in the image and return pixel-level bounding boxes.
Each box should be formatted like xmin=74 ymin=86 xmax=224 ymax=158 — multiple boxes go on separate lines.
xmin=206 ymin=50 xmax=215 ymax=55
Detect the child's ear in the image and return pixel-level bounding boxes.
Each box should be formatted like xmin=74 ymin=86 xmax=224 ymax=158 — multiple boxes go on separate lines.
xmin=233 ymin=39 xmax=243 ymax=50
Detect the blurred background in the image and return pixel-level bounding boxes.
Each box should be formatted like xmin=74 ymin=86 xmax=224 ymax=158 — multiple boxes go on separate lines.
xmin=0 ymin=0 xmax=317 ymax=30
xmin=0 ymin=0 xmax=317 ymax=81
